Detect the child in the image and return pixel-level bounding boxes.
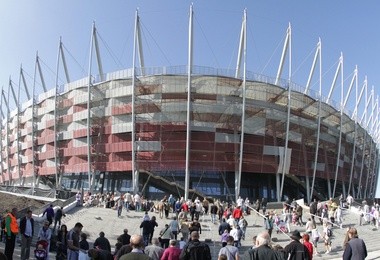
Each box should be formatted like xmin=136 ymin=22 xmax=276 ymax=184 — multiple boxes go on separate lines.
xmin=35 ymin=242 xmax=47 ymax=260
xmin=79 ymin=233 xmax=90 ymax=251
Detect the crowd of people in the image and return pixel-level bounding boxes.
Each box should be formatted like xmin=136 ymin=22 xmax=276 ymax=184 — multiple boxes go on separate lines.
xmin=0 ymin=193 xmax=374 ymax=260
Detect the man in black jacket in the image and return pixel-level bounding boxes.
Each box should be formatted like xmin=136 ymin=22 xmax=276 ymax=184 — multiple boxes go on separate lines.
xmin=20 ymin=210 xmax=34 ymax=260
xmin=179 ymin=231 xmax=211 ymax=260
xmin=284 ymin=230 xmax=309 ymax=260
xmin=309 ymin=199 xmax=317 ymax=221
xmin=93 ymin=231 xmax=111 ymax=252
xmin=53 ymin=207 xmax=65 ymax=232
xmin=218 ymin=218 xmax=230 ymax=235
xmin=117 ymin=229 xmax=131 ymax=245
xmin=243 ymin=231 xmax=284 ymax=260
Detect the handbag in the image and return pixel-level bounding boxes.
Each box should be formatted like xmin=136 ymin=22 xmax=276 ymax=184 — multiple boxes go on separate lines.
xmin=159 ymin=226 xmax=170 ymax=242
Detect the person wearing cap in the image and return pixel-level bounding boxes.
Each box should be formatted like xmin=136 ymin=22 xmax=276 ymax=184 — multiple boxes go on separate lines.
xmin=342 ymin=227 xmax=367 ymax=260
xmin=283 ymin=230 xmax=310 ymax=260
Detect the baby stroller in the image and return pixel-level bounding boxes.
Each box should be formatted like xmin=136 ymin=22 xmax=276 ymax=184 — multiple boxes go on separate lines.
xmin=276 ymin=220 xmax=289 ymax=234
xmin=34 ymin=240 xmax=49 ymax=260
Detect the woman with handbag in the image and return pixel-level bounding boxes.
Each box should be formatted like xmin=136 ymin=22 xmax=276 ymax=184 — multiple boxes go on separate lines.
xmin=159 ymin=224 xmax=173 ymax=249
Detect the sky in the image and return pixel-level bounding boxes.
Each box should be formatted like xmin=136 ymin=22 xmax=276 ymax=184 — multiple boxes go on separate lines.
xmin=1 ymin=0 xmax=380 ymax=196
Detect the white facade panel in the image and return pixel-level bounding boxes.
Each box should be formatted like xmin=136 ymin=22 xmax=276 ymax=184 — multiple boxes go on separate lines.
xmin=215 ymin=132 xmax=240 ymax=144
xmin=136 ymin=141 xmax=161 ymax=152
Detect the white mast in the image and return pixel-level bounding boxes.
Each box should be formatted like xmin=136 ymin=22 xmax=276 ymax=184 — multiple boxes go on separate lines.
xmin=279 ymin=23 xmax=292 ymax=201
xmin=185 ymin=4 xmax=194 ymax=201
xmin=236 ymin=9 xmax=247 ymax=201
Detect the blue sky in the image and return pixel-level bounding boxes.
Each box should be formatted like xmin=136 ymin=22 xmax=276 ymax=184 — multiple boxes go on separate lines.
xmin=1 ymin=1 xmax=380 ymax=196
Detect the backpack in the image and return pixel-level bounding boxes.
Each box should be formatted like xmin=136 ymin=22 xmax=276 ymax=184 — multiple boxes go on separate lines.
xmin=184 ymin=242 xmax=211 ymax=260
xmin=326 ymin=228 xmax=332 ymax=237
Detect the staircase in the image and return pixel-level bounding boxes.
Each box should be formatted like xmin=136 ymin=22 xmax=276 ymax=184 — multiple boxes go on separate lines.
xmin=140 ymin=170 xmax=206 ymax=200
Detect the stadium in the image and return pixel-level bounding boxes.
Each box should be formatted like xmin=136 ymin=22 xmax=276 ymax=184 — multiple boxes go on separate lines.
xmin=0 ymin=8 xmax=379 ymax=203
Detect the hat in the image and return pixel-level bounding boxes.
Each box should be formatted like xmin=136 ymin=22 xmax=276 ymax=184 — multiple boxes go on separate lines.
xmin=290 ymin=230 xmax=302 ymax=240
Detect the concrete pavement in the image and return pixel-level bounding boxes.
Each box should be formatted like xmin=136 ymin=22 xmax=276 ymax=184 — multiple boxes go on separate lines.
xmin=1 ymin=203 xmax=380 ymax=259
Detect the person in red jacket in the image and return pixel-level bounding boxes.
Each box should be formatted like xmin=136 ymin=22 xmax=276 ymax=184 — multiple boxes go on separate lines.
xmin=232 ymin=206 xmax=243 ymax=223
xmin=161 ymin=239 xmax=181 ymax=260
xmin=302 ymin=233 xmax=313 ymax=260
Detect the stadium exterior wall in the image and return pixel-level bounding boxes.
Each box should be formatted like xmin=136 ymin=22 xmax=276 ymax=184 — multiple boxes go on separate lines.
xmin=0 ymin=66 xmax=378 ymax=201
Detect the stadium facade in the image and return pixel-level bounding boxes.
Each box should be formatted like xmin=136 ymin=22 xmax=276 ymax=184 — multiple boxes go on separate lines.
xmin=0 ymin=7 xmax=379 ymax=202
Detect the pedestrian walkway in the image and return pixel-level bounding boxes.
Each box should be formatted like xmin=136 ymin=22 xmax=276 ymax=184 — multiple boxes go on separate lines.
xmin=1 ymin=203 xmax=380 ymax=259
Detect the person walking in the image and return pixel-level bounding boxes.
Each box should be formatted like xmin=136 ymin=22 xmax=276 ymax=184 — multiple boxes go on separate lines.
xmin=37 ymin=221 xmax=52 ymax=260
xmin=342 ymin=227 xmax=367 ymax=260
xmin=218 ymin=236 xmax=239 ymax=260
xmin=140 ymin=213 xmax=152 ymax=246
xmin=161 ymin=239 xmax=181 ymax=260
xmin=210 ymin=203 xmax=218 ymax=224
xmin=117 ymin=229 xmax=131 ymax=246
xmin=119 ymin=234 xmax=150 ymax=260
xmin=134 ymin=193 xmax=141 ymax=212
xmin=283 ymin=230 xmax=310 ymax=260
xmin=4 ymin=207 xmax=19 ymax=260
xmin=117 ymin=197 xmax=124 ymax=217
xmin=20 ymin=209 xmax=34 ymax=260
xmin=302 ymin=233 xmax=313 ymax=260
xmin=243 ymin=231 xmax=283 ymax=260
xmin=322 ymin=221 xmax=332 ymax=254
xmin=67 ymin=222 xmax=83 ymax=260
xmin=149 ymin=216 xmax=158 ymax=244
xmin=144 ymin=237 xmax=164 ymax=260
xmin=159 ymin=224 xmax=173 ymax=249
xmin=179 ymin=231 xmax=211 ymax=260
xmin=43 ymin=204 xmax=55 ymax=226
xmin=264 ymin=212 xmax=274 ymax=238
xmin=93 ymin=231 xmax=111 ymax=252
xmin=56 ymin=224 xmax=68 ymax=260
xmin=53 ymin=207 xmax=65 ymax=233
xmin=169 ymin=217 xmax=180 ymax=240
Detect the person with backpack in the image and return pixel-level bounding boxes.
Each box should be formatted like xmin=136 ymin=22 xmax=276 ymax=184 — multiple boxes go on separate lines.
xmin=179 ymin=231 xmax=211 ymax=260
xmin=218 ymin=236 xmax=239 ymax=260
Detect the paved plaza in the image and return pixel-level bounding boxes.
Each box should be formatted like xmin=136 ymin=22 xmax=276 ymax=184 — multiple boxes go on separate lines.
xmin=2 ymin=202 xmax=380 ymax=259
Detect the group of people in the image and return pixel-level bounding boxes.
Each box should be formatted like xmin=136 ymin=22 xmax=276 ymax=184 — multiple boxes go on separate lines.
xmin=239 ymin=226 xmax=367 ymax=260
xmin=0 ymin=207 xmax=79 ymax=260
xmin=0 ymin=192 xmax=374 ymax=260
